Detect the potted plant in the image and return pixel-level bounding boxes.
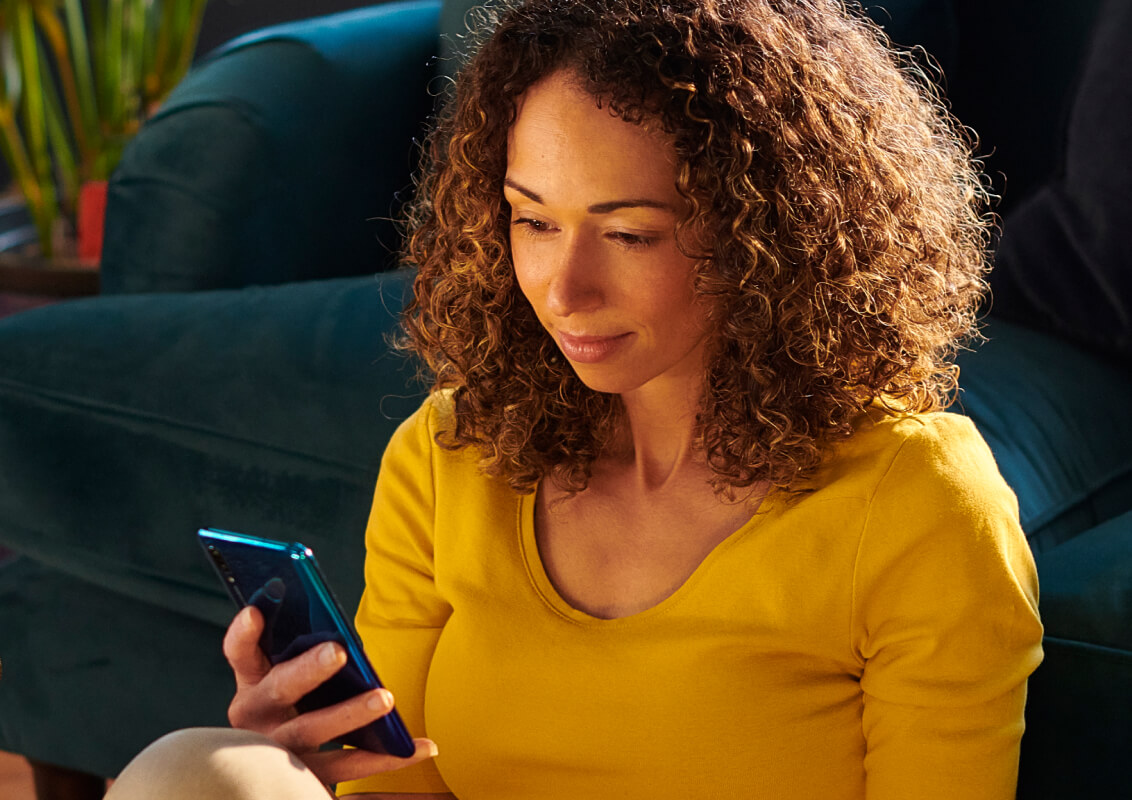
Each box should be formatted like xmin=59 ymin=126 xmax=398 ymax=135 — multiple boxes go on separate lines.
xmin=0 ymin=0 xmax=209 ymax=270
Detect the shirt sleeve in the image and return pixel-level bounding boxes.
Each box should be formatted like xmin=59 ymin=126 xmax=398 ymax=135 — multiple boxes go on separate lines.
xmin=851 ymin=414 xmax=1044 ymax=800
xmin=338 ymin=397 xmax=454 ymax=796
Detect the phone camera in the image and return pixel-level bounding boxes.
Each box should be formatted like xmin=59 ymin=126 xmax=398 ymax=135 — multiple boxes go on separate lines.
xmin=208 ymin=546 xmax=230 ymax=569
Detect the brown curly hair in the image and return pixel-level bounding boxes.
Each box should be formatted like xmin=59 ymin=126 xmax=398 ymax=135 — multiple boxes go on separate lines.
xmin=399 ymin=0 xmax=992 ymax=496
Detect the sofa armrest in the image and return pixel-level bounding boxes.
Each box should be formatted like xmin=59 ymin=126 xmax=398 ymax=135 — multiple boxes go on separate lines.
xmin=1018 ymin=510 xmax=1132 ymax=798
xmin=102 ymin=0 xmax=441 ymax=293
xmin=1034 ymin=509 xmax=1132 ymax=654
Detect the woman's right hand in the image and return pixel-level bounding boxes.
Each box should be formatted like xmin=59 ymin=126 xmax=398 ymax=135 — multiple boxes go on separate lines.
xmin=222 ymin=605 xmax=438 ymax=787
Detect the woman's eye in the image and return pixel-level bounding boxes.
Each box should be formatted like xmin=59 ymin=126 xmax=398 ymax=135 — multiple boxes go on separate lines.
xmin=609 ymin=231 xmax=654 ymax=248
xmin=512 ymin=217 xmax=552 ymax=234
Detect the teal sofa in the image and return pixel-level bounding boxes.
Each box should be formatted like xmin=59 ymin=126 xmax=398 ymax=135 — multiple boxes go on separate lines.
xmin=0 ymin=1 xmax=1128 ymax=796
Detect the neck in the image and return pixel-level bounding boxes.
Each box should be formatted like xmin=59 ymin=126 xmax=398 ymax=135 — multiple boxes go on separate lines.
xmin=613 ymin=383 xmax=705 ymax=492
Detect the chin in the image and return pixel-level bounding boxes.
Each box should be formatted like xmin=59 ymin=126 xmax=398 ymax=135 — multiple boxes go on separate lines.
xmin=567 ymin=364 xmax=640 ymax=396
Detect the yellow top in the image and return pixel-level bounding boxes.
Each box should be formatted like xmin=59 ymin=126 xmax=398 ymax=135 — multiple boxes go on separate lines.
xmin=340 ymin=394 xmax=1042 ymax=799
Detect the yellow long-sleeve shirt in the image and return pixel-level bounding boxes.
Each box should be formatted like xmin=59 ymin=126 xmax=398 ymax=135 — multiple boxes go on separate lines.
xmin=341 ymin=394 xmax=1042 ymax=799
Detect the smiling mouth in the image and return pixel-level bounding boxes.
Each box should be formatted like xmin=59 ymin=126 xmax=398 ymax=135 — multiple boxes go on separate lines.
xmin=556 ymin=331 xmax=632 ymax=364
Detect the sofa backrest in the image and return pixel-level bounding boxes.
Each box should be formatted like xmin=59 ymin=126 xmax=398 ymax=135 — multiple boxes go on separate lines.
xmin=101 ymin=0 xmax=442 ymax=294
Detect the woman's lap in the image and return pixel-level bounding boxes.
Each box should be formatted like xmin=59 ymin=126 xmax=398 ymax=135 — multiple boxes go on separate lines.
xmin=105 ymin=728 xmax=334 ymax=800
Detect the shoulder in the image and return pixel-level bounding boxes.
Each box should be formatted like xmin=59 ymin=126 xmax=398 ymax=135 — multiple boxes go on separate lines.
xmin=845 ymin=410 xmax=1042 ymax=700
xmin=381 ymin=390 xmax=493 ymax=488
xmin=840 ymin=408 xmax=1035 ymax=617
xmin=843 ymin=405 xmax=991 ymax=464
xmin=797 ymin=406 xmax=1027 ymax=584
xmin=383 ymin=390 xmax=458 ymax=463
xmin=816 ymin=405 xmax=1013 ymax=512
xmin=390 ymin=389 xmax=455 ymax=437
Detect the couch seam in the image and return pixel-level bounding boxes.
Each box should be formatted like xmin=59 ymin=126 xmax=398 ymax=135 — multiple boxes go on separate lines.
xmin=0 ymin=376 xmax=377 ymax=474
xmin=1041 ymin=635 xmax=1132 ymax=661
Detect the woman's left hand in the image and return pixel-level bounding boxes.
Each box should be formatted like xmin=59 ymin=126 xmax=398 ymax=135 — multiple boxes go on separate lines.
xmin=222 ymin=605 xmax=438 ymax=786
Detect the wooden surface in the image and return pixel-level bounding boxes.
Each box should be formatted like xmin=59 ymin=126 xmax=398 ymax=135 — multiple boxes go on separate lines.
xmin=0 ymin=254 xmax=99 ymax=297
xmin=0 ymin=752 xmax=114 ymax=800
xmin=0 ymin=750 xmax=35 ymax=800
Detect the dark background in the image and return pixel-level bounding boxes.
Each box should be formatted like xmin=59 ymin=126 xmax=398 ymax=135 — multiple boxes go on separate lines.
xmin=197 ymin=0 xmax=1106 ymax=220
xmin=0 ymin=0 xmax=1106 ymax=221
xmin=196 ymin=0 xmax=381 ymax=54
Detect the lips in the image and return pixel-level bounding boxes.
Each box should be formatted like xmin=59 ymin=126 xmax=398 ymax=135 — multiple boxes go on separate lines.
xmin=556 ymin=331 xmax=632 ymax=364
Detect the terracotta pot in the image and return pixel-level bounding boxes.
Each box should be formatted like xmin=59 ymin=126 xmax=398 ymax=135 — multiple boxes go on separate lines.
xmin=77 ymin=180 xmax=109 ymax=264
xmin=0 ymin=194 xmax=100 ymax=296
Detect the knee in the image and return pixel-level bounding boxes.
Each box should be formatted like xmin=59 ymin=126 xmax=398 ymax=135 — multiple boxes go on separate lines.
xmin=108 ymin=728 xmax=309 ymax=800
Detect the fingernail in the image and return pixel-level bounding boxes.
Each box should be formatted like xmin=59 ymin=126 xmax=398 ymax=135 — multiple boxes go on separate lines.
xmin=423 ymin=740 xmax=439 ymax=757
xmin=367 ymin=689 xmax=393 ymax=711
xmin=319 ymin=642 xmax=342 ymax=667
xmin=241 ymin=607 xmax=255 ymax=629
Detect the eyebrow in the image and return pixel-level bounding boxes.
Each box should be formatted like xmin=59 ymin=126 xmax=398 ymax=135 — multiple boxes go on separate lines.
xmin=503 ymin=177 xmax=676 ymax=215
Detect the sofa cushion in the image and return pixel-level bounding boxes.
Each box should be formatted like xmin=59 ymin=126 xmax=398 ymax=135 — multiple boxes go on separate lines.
xmin=955 ymin=317 xmax=1132 ymax=553
xmin=0 ymin=557 xmax=232 ymax=777
xmin=1034 ymin=508 xmax=1132 ymax=653
xmin=0 ymin=272 xmax=424 ymax=623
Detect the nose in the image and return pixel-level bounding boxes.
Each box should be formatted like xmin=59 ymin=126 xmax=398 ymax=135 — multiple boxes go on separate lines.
xmin=544 ymin=234 xmax=604 ymax=318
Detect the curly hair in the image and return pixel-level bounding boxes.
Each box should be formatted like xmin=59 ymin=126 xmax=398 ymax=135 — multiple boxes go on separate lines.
xmin=399 ymin=0 xmax=992 ymax=497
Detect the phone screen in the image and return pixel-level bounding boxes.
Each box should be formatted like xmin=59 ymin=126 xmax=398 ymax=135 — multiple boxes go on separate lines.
xmin=198 ymin=528 xmax=416 ymax=758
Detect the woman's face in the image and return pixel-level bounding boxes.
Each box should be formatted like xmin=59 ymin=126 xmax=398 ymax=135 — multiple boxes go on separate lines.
xmin=505 ymin=70 xmax=713 ymax=403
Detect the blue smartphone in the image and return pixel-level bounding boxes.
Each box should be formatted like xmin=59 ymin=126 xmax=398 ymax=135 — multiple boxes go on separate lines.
xmin=198 ymin=528 xmax=416 ymax=758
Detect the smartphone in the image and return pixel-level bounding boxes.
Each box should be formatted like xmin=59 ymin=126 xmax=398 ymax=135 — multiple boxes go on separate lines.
xmin=198 ymin=527 xmax=416 ymax=758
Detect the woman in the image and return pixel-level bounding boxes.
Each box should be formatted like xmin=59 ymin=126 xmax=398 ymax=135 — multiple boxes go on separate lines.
xmin=108 ymin=0 xmax=1042 ymax=798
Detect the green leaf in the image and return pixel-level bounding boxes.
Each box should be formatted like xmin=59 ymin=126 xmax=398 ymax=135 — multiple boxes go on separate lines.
xmin=12 ymin=1 xmax=59 ymax=255
xmin=0 ymin=0 xmax=212 ymax=254
xmin=63 ymin=0 xmax=101 ymax=161
xmin=39 ymin=41 xmax=79 ymax=212
xmin=0 ymin=26 xmax=22 ymax=104
xmin=105 ymin=0 xmax=125 ymax=130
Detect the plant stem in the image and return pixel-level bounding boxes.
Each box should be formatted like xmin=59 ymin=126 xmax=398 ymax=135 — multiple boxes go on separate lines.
xmin=39 ymin=45 xmax=80 ymax=214
xmin=170 ymin=0 xmax=209 ymax=96
xmin=11 ymin=0 xmax=58 ymax=256
xmin=62 ymin=0 xmax=103 ymax=177
xmin=31 ymin=3 xmax=89 ymax=171
xmin=0 ymin=107 xmax=51 ymax=246
xmin=148 ymin=0 xmax=174 ymax=99
xmin=124 ymin=0 xmax=147 ymax=125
